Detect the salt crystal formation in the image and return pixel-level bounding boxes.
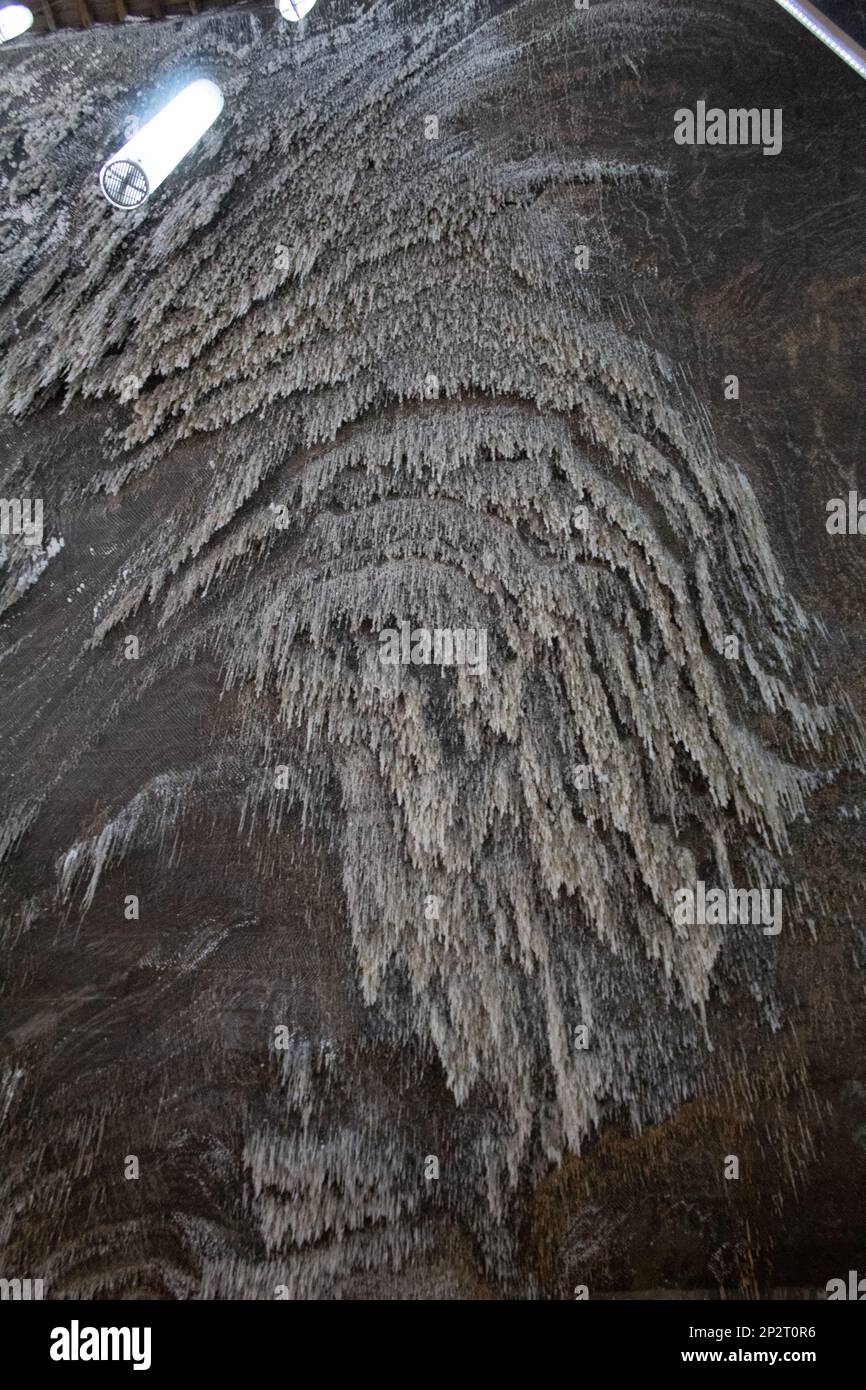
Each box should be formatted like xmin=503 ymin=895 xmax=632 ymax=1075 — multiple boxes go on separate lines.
xmin=1 ymin=0 xmax=864 ymax=1298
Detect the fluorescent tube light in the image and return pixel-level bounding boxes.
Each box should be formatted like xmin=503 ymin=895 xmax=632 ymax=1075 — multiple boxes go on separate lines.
xmin=773 ymin=0 xmax=866 ymax=81
xmin=276 ymin=0 xmax=318 ymax=22
xmin=99 ymin=79 xmax=224 ymax=211
xmin=0 ymin=4 xmax=34 ymax=42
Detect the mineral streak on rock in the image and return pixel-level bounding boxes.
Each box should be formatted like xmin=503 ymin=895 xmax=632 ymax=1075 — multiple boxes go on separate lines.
xmin=1 ymin=0 xmax=864 ymax=1298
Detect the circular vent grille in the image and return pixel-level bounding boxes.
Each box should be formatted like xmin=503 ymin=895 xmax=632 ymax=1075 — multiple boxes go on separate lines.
xmin=100 ymin=159 xmax=149 ymax=210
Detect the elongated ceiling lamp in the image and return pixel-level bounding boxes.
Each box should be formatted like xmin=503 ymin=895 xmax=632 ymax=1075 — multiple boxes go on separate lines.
xmin=0 ymin=3 xmax=33 ymax=41
xmin=773 ymin=0 xmax=866 ymax=81
xmin=99 ymin=78 xmax=224 ymax=210
xmin=276 ymin=0 xmax=318 ymax=21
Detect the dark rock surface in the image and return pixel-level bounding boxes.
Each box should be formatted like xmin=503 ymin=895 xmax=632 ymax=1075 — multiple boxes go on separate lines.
xmin=0 ymin=0 xmax=864 ymax=1299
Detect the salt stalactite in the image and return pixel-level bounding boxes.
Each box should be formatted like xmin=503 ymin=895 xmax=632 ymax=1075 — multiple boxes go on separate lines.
xmin=57 ymin=770 xmax=195 ymax=912
xmin=0 ymin=0 xmax=860 ymax=1295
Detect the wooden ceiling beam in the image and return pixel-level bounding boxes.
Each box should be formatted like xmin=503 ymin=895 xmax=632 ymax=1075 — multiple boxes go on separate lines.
xmin=24 ymin=0 xmax=228 ymax=33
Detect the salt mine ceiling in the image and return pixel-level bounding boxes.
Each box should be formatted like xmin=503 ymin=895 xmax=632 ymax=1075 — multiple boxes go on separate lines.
xmin=0 ymin=0 xmax=864 ymax=1319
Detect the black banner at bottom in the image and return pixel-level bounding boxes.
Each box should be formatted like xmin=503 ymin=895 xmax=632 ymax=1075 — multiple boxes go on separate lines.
xmin=0 ymin=1295 xmax=859 ymax=1376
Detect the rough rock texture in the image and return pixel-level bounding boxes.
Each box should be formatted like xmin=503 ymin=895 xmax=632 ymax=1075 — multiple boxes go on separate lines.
xmin=0 ymin=0 xmax=864 ymax=1299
